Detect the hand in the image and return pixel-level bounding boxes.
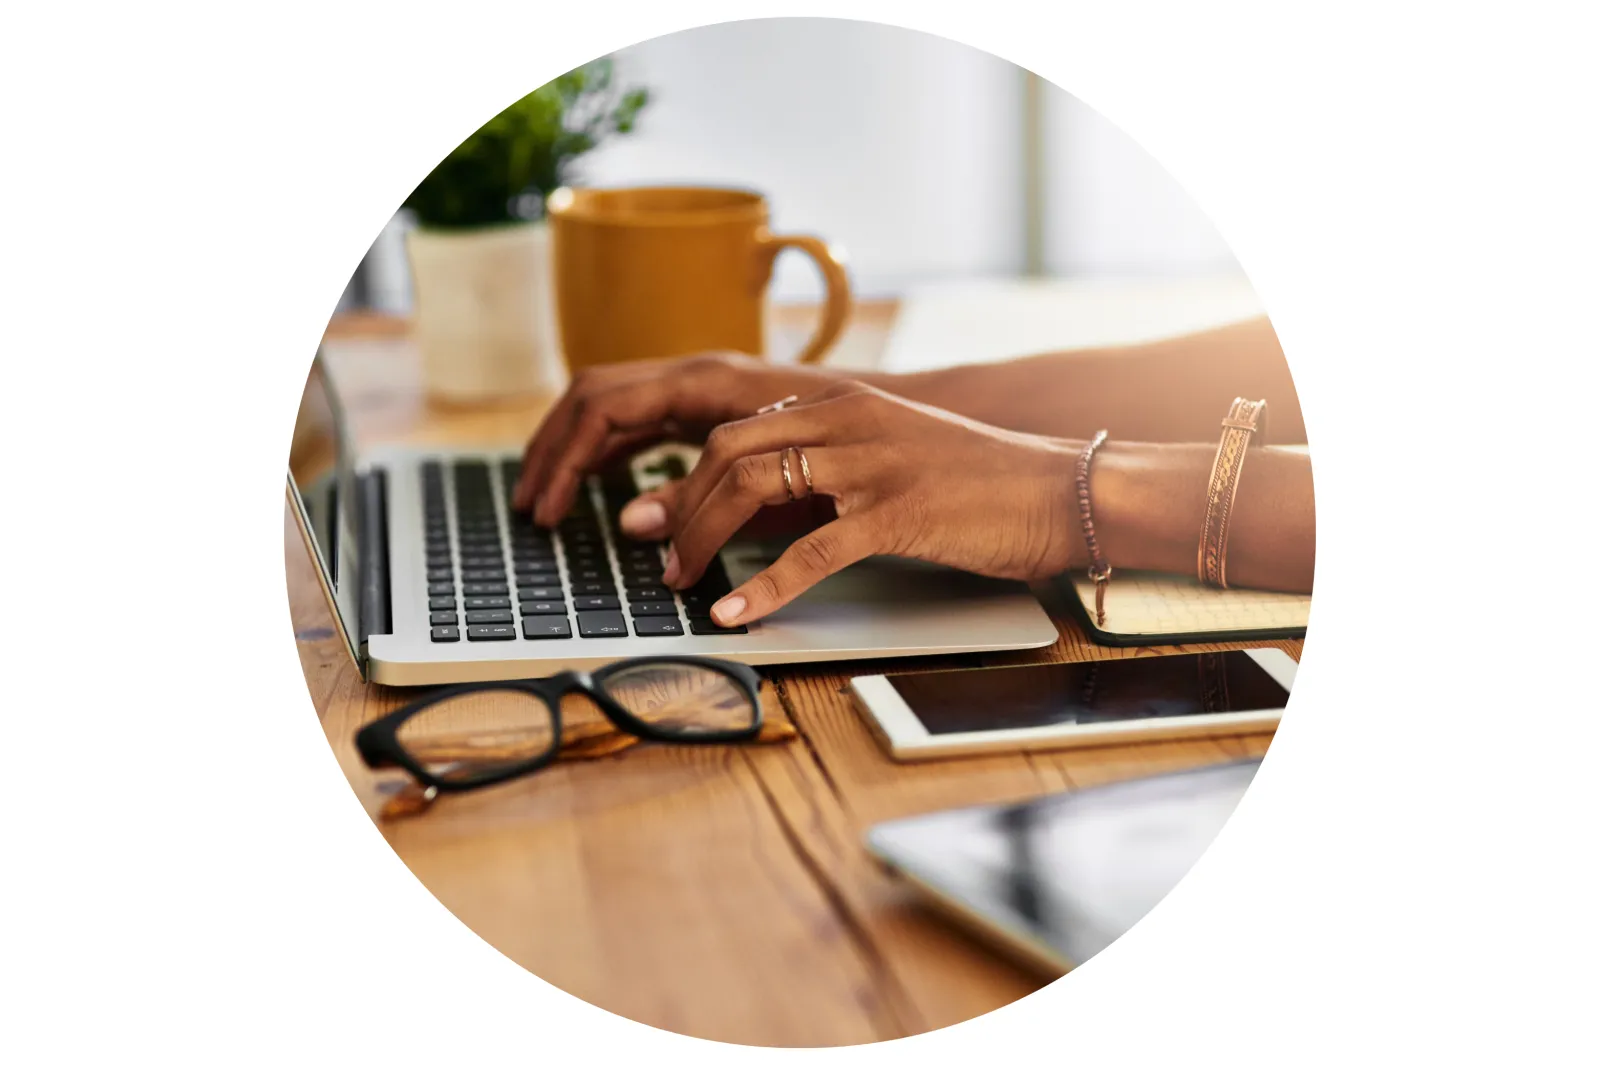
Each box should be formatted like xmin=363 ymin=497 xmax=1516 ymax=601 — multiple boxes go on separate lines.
xmin=633 ymin=382 xmax=1086 ymax=627
xmin=511 ymin=352 xmax=846 ymax=525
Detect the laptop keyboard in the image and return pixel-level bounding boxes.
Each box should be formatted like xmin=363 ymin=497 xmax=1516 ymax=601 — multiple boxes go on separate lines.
xmin=421 ymin=458 xmax=748 ymax=643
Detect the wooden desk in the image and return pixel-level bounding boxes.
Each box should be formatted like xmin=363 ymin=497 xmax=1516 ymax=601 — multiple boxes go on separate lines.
xmin=287 ymin=302 xmax=1295 ymax=1046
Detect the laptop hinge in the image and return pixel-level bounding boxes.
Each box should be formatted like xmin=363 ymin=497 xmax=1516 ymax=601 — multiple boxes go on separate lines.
xmin=356 ymin=467 xmax=392 ymax=665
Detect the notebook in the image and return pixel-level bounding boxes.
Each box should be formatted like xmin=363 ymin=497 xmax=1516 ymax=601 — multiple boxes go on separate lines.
xmin=1059 ymin=570 xmax=1310 ymax=646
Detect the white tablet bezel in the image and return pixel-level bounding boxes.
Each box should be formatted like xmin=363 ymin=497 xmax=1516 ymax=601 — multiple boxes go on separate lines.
xmin=849 ymin=648 xmax=1296 ymax=761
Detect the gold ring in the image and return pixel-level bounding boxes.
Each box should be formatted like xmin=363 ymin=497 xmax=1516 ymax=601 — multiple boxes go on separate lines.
xmin=757 ymin=394 xmax=799 ymax=416
xmin=780 ymin=448 xmax=797 ymax=501
xmin=792 ymin=446 xmax=813 ymax=499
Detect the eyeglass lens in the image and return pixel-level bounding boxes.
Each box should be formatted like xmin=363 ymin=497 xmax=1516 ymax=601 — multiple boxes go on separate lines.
xmin=394 ymin=687 xmax=557 ymax=785
xmin=599 ymin=661 xmax=757 ymax=735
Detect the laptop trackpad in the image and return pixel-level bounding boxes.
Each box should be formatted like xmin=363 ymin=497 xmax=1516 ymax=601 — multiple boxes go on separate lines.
xmin=720 ymin=540 xmax=1031 ymax=621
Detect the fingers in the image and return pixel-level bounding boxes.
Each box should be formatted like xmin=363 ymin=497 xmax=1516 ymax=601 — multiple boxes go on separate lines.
xmin=512 ymin=359 xmax=687 ymax=514
xmin=523 ymin=375 xmax=685 ymax=525
xmin=513 ymin=392 xmax=582 ymax=511
xmin=667 ymin=447 xmax=852 ymax=588
xmin=617 ymin=482 xmax=681 ymax=541
xmin=668 ymin=390 xmax=865 ymax=533
xmin=709 ymin=515 xmax=881 ymax=627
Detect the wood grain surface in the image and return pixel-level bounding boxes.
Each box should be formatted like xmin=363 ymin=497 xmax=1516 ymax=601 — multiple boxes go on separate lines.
xmin=286 ymin=302 xmax=1301 ymax=1046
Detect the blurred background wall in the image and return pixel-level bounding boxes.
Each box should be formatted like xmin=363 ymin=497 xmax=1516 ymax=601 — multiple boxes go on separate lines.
xmin=348 ymin=18 xmax=1240 ymax=314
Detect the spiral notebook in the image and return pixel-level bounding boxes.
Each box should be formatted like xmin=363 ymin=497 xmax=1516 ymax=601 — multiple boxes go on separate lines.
xmin=1059 ymin=571 xmax=1310 ymax=646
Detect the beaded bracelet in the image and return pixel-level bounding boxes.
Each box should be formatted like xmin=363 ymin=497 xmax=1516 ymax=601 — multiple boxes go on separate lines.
xmin=1075 ymin=430 xmax=1113 ymax=626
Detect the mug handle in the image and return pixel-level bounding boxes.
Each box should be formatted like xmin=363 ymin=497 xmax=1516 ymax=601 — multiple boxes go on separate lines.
xmin=755 ymin=230 xmax=853 ymax=365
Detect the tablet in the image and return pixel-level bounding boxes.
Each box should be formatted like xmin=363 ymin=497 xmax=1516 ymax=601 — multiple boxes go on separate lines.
xmin=849 ymin=649 xmax=1294 ymax=761
xmin=866 ymin=758 xmax=1261 ymax=975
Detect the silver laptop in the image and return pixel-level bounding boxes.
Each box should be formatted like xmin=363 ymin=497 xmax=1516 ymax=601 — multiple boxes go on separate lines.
xmin=288 ymin=354 xmax=1058 ymax=685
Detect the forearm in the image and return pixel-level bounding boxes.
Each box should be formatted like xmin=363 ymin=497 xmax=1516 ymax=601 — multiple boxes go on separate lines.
xmin=1078 ymin=440 xmax=1315 ymax=594
xmin=862 ymin=317 xmax=1307 ymax=445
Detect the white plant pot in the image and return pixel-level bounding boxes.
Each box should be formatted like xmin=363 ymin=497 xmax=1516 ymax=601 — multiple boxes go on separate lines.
xmin=406 ymin=222 xmax=563 ymax=403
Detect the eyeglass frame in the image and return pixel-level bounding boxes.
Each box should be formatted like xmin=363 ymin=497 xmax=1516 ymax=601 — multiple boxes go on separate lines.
xmin=355 ymin=655 xmax=764 ymax=795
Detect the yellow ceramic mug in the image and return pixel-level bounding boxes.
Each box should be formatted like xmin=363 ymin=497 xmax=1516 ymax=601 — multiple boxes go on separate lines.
xmin=546 ymin=186 xmax=851 ymax=370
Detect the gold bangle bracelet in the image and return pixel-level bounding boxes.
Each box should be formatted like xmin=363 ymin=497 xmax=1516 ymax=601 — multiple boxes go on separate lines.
xmin=1198 ymin=397 xmax=1268 ymax=588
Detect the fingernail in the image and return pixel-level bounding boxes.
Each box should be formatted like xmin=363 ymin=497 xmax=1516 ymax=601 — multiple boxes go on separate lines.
xmin=712 ymin=595 xmax=746 ymax=626
xmin=662 ymin=545 xmax=680 ymax=585
xmin=619 ymin=499 xmax=667 ymax=538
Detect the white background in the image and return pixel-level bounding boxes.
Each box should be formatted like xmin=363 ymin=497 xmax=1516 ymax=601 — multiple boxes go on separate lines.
xmin=4 ymin=1 xmax=1599 ymax=1061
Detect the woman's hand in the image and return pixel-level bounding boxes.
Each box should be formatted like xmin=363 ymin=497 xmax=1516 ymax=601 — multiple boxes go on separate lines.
xmin=629 ymin=382 xmax=1086 ymax=628
xmin=511 ymin=352 xmax=847 ymax=525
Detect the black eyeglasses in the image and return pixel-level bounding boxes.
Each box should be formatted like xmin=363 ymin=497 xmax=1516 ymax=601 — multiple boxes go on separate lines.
xmin=356 ymin=656 xmax=763 ymax=799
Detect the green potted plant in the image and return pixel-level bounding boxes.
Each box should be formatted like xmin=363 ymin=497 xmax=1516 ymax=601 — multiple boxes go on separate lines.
xmin=404 ymin=59 xmax=648 ymax=402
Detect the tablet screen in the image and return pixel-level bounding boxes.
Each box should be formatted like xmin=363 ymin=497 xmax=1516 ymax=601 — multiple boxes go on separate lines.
xmin=868 ymin=759 xmax=1261 ymax=970
xmin=887 ymin=652 xmax=1290 ymax=736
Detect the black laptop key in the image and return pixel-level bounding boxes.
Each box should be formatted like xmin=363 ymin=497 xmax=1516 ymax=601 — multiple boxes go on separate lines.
xmin=428 ymin=596 xmax=456 ymax=611
xmin=622 ymin=559 xmax=664 ymax=576
xmin=682 ymin=600 xmax=713 ymax=618
xmin=522 ymin=616 xmax=573 ymax=640
xmin=574 ymin=595 xmax=621 ymax=612
xmin=683 ymin=572 xmax=731 ymax=597
xmin=465 ymin=610 xmax=514 ymax=624
xmin=426 ymin=566 xmax=453 ymax=583
xmin=430 ymin=625 xmax=461 ymax=642
xmin=628 ymin=586 xmax=673 ymax=601
xmin=510 ymin=524 xmax=552 ymax=539
xmin=518 ymin=585 xmax=565 ymax=601
xmin=680 ymin=590 xmax=726 ymax=612
xmin=460 ymin=568 xmax=506 ymax=583
xmin=685 ymin=569 xmax=731 ymax=594
xmin=623 ymin=572 xmax=670 ymax=590
xmin=467 ymin=624 xmax=517 ymax=641
xmin=462 ymin=582 xmax=508 ymax=596
xmin=429 ymin=611 xmax=458 ymax=626
xmin=519 ymin=600 xmax=567 ymax=616
xmin=462 ymin=596 xmax=510 ymax=610
xmin=633 ymin=616 xmax=684 ymax=637
xmin=689 ymin=618 xmax=748 ymax=635
xmin=577 ymin=610 xmax=629 ymax=638
xmin=513 ymin=552 xmax=557 ymax=568
xmin=569 ymin=580 xmax=616 ymax=597
xmin=426 ymin=552 xmax=453 ymax=569
xmin=629 ymin=601 xmax=677 ymax=617
xmin=517 ymin=571 xmax=561 ymax=588
xmin=427 ymin=581 xmax=455 ymax=596
xmin=569 ymin=566 xmax=611 ymax=584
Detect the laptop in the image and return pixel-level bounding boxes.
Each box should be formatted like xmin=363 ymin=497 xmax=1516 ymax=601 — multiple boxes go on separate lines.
xmin=287 ymin=353 xmax=1059 ymax=685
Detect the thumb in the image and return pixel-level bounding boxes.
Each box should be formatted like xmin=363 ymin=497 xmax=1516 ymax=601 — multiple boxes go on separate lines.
xmin=617 ymin=481 xmax=682 ymax=541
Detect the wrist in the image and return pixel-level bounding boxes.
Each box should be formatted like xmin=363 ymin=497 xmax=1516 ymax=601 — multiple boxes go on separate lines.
xmin=1027 ymin=435 xmax=1094 ymax=576
xmin=871 ymin=365 xmax=993 ymax=415
xmin=1089 ymin=442 xmax=1212 ymax=575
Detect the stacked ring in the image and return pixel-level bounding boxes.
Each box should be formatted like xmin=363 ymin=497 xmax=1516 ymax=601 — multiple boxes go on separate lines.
xmin=780 ymin=446 xmax=814 ymax=501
